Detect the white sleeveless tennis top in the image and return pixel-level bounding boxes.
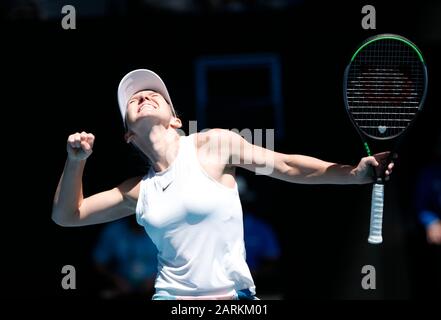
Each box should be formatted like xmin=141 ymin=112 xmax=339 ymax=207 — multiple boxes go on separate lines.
xmin=135 ymin=134 xmax=255 ymax=299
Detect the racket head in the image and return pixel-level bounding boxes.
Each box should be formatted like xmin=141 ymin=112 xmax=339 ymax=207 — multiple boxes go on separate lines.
xmin=343 ymin=34 xmax=428 ymax=141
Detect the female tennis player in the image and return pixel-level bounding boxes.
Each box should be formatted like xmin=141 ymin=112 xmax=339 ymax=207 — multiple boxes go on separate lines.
xmin=52 ymin=69 xmax=394 ymax=300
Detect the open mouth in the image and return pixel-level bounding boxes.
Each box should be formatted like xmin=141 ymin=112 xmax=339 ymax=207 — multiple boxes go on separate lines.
xmin=138 ymin=102 xmax=157 ymax=113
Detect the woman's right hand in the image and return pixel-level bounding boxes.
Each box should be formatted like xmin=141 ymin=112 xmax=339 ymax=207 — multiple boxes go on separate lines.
xmin=67 ymin=132 xmax=95 ymax=161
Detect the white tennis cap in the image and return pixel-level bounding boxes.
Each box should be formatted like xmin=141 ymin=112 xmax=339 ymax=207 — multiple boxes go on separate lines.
xmin=117 ymin=69 xmax=174 ymax=122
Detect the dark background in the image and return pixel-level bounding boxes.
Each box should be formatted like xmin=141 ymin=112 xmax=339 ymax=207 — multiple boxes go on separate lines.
xmin=1 ymin=0 xmax=440 ymax=300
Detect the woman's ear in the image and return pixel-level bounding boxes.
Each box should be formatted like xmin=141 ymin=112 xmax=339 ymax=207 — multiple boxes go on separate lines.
xmin=124 ymin=131 xmax=136 ymax=144
xmin=170 ymin=117 xmax=182 ymax=129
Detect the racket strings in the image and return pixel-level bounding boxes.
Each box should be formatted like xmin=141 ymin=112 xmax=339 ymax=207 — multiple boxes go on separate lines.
xmin=347 ymin=38 xmax=425 ymax=138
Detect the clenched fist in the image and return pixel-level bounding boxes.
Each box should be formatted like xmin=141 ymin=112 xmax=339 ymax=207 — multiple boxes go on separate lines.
xmin=353 ymin=151 xmax=396 ymax=184
xmin=67 ymin=132 xmax=95 ymax=161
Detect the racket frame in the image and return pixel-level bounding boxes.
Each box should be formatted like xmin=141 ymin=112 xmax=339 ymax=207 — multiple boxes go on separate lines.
xmin=342 ymin=33 xmax=428 ymax=244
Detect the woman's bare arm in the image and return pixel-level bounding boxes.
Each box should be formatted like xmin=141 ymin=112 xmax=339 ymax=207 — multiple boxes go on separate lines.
xmin=52 ymin=132 xmax=140 ymax=227
xmin=199 ymin=129 xmax=394 ymax=185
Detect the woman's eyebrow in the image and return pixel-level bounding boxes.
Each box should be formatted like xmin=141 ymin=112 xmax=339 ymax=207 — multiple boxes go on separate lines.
xmin=130 ymin=91 xmax=157 ymax=101
xmin=129 ymin=94 xmax=141 ymax=101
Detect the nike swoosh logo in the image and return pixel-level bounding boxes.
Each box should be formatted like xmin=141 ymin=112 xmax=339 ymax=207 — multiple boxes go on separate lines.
xmin=162 ymin=182 xmax=172 ymax=191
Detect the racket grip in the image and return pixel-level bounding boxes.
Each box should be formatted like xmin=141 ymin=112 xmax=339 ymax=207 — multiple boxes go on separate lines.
xmin=368 ymin=183 xmax=384 ymax=244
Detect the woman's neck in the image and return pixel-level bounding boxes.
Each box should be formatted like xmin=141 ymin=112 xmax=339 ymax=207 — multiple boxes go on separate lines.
xmin=135 ymin=125 xmax=181 ymax=172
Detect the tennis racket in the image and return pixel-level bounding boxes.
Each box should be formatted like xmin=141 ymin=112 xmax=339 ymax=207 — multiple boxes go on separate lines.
xmin=343 ymin=34 xmax=428 ymax=244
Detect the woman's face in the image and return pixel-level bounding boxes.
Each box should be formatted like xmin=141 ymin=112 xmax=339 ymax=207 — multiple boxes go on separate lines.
xmin=125 ymin=90 xmax=174 ymax=130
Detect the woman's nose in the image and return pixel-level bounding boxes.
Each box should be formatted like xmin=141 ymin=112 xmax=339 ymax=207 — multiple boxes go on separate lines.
xmin=140 ymin=95 xmax=150 ymax=103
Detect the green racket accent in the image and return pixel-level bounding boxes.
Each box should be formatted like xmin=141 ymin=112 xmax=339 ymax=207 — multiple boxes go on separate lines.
xmin=364 ymin=142 xmax=372 ymax=157
xmin=351 ymin=35 xmax=424 ymax=63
